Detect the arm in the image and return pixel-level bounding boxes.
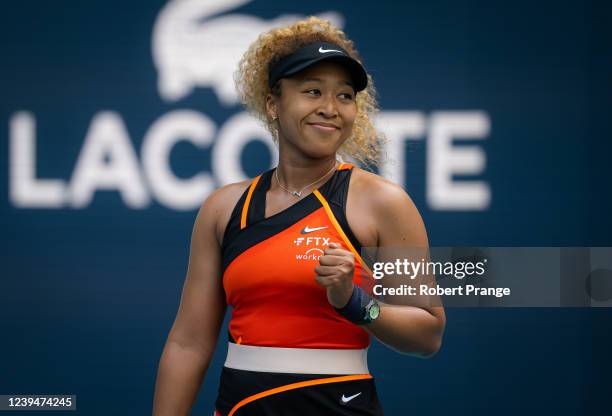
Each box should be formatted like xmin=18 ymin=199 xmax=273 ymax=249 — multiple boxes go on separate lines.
xmin=152 ymin=191 xmax=227 ymax=416
xmin=362 ymin=182 xmax=446 ymax=357
xmin=317 ymin=177 xmax=445 ymax=358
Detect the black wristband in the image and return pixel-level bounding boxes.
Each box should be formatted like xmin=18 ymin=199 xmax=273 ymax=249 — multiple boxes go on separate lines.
xmin=334 ymin=285 xmax=371 ymax=324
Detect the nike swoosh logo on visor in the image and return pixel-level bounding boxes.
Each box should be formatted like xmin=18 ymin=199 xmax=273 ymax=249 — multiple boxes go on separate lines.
xmin=301 ymin=226 xmax=328 ymax=234
xmin=319 ymin=47 xmax=342 ymax=54
xmin=341 ymin=392 xmax=362 ymax=403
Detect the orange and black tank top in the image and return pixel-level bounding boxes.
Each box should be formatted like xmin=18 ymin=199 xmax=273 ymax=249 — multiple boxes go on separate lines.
xmin=221 ymin=164 xmax=372 ymax=349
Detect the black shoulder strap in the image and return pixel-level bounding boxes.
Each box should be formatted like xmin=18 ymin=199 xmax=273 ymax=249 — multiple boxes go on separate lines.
xmin=220 ymin=169 xmax=271 ymax=252
xmin=319 ymin=166 xmax=364 ymax=257
xmin=245 ymin=169 xmax=274 ymax=227
xmin=220 ymin=187 xmax=249 ymax=253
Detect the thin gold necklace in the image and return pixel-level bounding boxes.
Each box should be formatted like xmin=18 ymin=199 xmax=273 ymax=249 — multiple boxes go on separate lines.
xmin=275 ymin=161 xmax=338 ymax=197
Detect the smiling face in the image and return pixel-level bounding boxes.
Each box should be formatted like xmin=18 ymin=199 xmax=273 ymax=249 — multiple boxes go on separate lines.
xmin=266 ymin=60 xmax=358 ymax=160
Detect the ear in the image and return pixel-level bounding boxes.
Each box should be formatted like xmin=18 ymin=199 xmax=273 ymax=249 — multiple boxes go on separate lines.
xmin=266 ymin=93 xmax=278 ymax=122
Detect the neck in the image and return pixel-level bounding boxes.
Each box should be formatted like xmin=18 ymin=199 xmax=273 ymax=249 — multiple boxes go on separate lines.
xmin=275 ymin=154 xmax=339 ymax=192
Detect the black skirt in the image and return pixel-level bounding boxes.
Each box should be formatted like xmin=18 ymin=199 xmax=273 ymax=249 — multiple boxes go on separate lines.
xmin=215 ymin=366 xmax=384 ymax=416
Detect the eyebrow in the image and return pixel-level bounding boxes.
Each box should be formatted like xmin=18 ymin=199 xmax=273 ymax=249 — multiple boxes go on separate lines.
xmin=299 ymin=77 xmax=354 ymax=88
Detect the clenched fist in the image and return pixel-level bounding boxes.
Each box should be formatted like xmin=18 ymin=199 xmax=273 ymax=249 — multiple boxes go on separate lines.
xmin=315 ymin=242 xmax=355 ymax=308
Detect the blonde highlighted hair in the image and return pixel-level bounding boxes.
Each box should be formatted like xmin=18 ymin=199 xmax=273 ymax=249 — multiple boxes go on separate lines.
xmin=234 ymin=16 xmax=382 ymax=167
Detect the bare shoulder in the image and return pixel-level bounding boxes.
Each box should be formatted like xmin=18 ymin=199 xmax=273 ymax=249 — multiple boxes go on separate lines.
xmin=349 ymin=167 xmax=427 ymax=246
xmin=350 ymin=168 xmax=417 ymax=212
xmin=194 ymin=179 xmax=252 ymax=245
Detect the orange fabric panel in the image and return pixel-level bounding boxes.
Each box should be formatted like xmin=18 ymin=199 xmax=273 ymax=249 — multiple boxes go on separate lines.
xmin=337 ymin=163 xmax=354 ymax=170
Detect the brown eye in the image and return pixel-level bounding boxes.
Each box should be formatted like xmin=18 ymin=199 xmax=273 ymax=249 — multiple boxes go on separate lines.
xmin=303 ymin=89 xmax=320 ymax=96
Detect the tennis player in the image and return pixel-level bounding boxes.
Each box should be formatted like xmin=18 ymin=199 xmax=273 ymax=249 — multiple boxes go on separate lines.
xmin=153 ymin=16 xmax=445 ymax=416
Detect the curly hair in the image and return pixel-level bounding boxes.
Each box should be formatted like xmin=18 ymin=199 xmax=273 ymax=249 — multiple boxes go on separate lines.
xmin=234 ymin=16 xmax=382 ymax=167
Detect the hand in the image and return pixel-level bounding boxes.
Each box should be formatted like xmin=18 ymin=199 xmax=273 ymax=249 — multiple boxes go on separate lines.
xmin=315 ymin=242 xmax=355 ymax=308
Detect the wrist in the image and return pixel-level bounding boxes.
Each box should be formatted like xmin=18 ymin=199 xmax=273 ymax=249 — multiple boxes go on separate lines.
xmin=334 ymin=285 xmax=380 ymax=325
xmin=330 ymin=282 xmax=354 ymax=309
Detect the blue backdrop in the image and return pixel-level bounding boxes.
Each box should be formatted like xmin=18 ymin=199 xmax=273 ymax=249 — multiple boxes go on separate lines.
xmin=1 ymin=0 xmax=611 ymax=414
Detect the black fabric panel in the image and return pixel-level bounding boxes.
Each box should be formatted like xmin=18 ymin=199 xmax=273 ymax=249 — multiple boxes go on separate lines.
xmin=325 ymin=169 xmax=374 ymax=269
xmin=247 ymin=169 xmax=273 ymax=226
xmin=221 ymin=169 xmax=272 ymax=253
xmin=221 ymin=194 xmax=322 ymax=272
xmin=221 ymin=185 xmax=251 ymax=251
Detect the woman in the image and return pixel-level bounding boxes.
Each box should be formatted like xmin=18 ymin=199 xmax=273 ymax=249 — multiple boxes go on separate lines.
xmin=153 ymin=17 xmax=445 ymax=416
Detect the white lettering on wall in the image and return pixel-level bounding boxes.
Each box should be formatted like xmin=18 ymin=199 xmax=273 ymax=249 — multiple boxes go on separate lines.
xmin=9 ymin=112 xmax=67 ymax=208
xmin=377 ymin=111 xmax=427 ymax=186
xmin=7 ymin=110 xmax=490 ymax=211
xmin=428 ymin=111 xmax=490 ymax=210
xmin=142 ymin=110 xmax=215 ymax=211
xmin=70 ymin=112 xmax=149 ymax=208
xmin=212 ymin=111 xmax=278 ymax=186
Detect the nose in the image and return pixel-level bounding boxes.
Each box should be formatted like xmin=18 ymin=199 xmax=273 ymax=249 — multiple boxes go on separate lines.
xmin=316 ymin=94 xmax=338 ymax=118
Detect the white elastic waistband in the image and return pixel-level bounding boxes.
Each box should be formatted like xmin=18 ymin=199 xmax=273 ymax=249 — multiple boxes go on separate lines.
xmin=224 ymin=343 xmax=369 ymax=375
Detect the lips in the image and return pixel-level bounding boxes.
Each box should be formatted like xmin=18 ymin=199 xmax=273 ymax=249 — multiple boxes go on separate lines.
xmin=307 ymin=122 xmax=339 ymax=132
